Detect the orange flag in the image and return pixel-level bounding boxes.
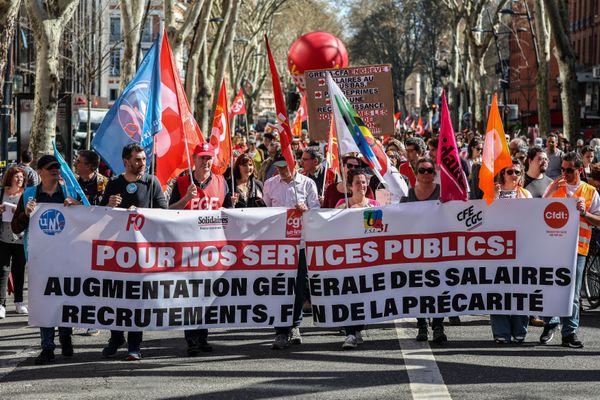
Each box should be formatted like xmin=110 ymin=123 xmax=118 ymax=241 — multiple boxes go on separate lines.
xmin=292 ymin=95 xmax=307 ymax=137
xmin=209 ymin=80 xmax=232 ymax=175
xmin=479 ymin=94 xmax=512 ymax=204
xmin=416 ymin=117 xmax=424 ymax=136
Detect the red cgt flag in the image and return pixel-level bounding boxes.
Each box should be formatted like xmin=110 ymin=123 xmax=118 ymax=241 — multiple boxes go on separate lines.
xmin=230 ymin=88 xmax=246 ymax=116
xmin=265 ymin=34 xmax=295 ymax=174
xmin=154 ymin=33 xmax=204 ymax=187
xmin=209 ymin=80 xmax=232 ymax=176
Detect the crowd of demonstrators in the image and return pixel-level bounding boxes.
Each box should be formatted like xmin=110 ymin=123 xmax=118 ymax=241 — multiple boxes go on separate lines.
xmin=99 ymin=144 xmax=167 ymax=362
xmin=0 ymin=167 xmax=28 ymax=320
xmin=11 ymin=155 xmax=81 ymax=365
xmin=5 ymin=123 xmax=600 ymax=364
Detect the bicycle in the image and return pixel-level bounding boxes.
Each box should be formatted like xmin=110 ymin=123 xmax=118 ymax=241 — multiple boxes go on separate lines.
xmin=583 ymin=229 xmax=600 ymax=309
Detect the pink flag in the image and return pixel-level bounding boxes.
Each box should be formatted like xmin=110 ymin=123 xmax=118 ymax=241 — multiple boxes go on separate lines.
xmin=437 ymin=91 xmax=469 ymax=202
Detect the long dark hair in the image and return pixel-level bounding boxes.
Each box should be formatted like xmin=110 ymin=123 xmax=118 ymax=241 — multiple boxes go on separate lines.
xmin=233 ymin=153 xmax=257 ymax=182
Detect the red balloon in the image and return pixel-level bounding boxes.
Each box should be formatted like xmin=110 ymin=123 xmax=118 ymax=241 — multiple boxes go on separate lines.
xmin=288 ymin=32 xmax=349 ymax=92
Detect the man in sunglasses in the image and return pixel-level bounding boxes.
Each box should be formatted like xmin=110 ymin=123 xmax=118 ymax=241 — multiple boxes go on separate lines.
xmin=11 ymin=155 xmax=80 ymax=364
xmin=542 ymin=152 xmax=600 ymax=348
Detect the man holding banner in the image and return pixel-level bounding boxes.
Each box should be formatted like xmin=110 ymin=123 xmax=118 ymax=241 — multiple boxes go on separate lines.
xmin=100 ymin=143 xmax=167 ymax=361
xmin=168 ymin=142 xmax=233 ymax=356
xmin=11 ymin=155 xmax=81 ymax=365
xmin=264 ymin=154 xmax=320 ymax=349
xmin=542 ymin=152 xmax=600 ymax=348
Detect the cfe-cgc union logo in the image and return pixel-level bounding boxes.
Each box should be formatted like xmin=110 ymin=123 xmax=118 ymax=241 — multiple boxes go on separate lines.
xmin=544 ymin=202 xmax=569 ymax=229
xmin=363 ymin=209 xmax=388 ymax=234
xmin=457 ymin=205 xmax=483 ymax=231
xmin=39 ymin=209 xmax=65 ymax=236
xmin=286 ymin=209 xmax=303 ymax=238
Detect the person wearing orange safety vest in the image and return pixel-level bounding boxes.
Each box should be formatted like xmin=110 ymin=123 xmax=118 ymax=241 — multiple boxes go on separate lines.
xmin=169 ymin=143 xmax=234 ymax=356
xmin=541 ymin=152 xmax=600 ymax=348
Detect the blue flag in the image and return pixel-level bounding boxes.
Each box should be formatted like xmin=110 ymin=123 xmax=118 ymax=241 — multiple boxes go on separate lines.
xmin=92 ymin=35 xmax=162 ymax=174
xmin=53 ymin=141 xmax=90 ymax=205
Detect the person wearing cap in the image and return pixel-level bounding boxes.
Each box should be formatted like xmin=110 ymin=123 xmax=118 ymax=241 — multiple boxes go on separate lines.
xmin=99 ymin=143 xmax=167 ymax=361
xmin=169 ymin=142 xmax=233 ymax=211
xmin=168 ymin=142 xmax=233 ymax=356
xmin=11 ymin=154 xmax=81 ymax=365
xmin=263 ymin=154 xmax=320 ymax=349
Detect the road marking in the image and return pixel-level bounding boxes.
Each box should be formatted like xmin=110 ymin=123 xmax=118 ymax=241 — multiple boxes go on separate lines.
xmin=394 ymin=319 xmax=452 ymax=400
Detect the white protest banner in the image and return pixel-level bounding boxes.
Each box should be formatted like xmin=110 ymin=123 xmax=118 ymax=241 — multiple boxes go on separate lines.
xmin=304 ymin=199 xmax=579 ymax=327
xmin=28 ymin=205 xmax=303 ymax=331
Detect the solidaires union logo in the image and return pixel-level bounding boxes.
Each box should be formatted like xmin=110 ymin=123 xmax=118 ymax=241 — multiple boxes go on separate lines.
xmin=363 ymin=209 xmax=388 ymax=233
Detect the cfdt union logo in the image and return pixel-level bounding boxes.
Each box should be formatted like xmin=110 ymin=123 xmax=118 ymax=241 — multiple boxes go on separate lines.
xmin=363 ymin=209 xmax=388 ymax=234
xmin=39 ymin=209 xmax=65 ymax=235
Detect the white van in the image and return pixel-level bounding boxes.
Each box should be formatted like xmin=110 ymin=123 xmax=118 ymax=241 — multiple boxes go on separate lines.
xmin=74 ymin=108 xmax=108 ymax=149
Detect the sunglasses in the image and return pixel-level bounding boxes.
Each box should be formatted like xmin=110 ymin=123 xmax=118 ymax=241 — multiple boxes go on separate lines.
xmin=561 ymin=167 xmax=576 ymax=174
xmin=475 ymin=147 xmax=483 ymax=151
xmin=417 ymin=167 xmax=435 ymax=175
xmin=346 ymin=163 xmax=360 ymax=169
xmin=505 ymin=169 xmax=521 ymax=176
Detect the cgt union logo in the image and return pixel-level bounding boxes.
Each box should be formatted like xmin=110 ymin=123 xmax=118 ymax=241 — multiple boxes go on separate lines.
xmin=363 ymin=209 xmax=388 ymax=234
xmin=286 ymin=209 xmax=302 ymax=238
xmin=39 ymin=209 xmax=65 ymax=235
xmin=457 ymin=205 xmax=483 ymax=231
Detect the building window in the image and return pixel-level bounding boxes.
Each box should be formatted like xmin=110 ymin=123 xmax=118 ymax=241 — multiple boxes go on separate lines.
xmin=141 ymin=18 xmax=152 ymax=43
xmin=110 ymin=49 xmax=120 ymax=76
xmin=110 ymin=17 xmax=121 ymax=42
xmin=110 ymin=89 xmax=119 ymax=101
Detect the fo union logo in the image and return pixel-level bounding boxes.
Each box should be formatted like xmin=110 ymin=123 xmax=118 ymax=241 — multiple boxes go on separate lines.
xmin=363 ymin=209 xmax=388 ymax=234
xmin=544 ymin=202 xmax=569 ymax=229
xmin=39 ymin=209 xmax=65 ymax=235
xmin=286 ymin=209 xmax=302 ymax=238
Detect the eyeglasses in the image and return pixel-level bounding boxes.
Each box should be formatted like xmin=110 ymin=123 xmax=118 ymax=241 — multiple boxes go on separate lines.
xmin=417 ymin=167 xmax=435 ymax=175
xmin=561 ymin=167 xmax=576 ymax=174
xmin=346 ymin=163 xmax=360 ymax=169
xmin=505 ymin=169 xmax=521 ymax=176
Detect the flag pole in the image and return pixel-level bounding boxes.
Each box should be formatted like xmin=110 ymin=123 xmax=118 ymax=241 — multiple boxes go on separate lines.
xmin=331 ymin=113 xmax=348 ymax=207
xmin=182 ymin=122 xmax=194 ymax=179
xmin=150 ymin=139 xmax=156 ymax=208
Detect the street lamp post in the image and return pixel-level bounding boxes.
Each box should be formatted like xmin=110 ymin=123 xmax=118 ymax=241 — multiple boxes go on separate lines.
xmin=501 ymin=2 xmax=540 ymax=67
xmin=1 ymin=43 xmax=13 ymax=172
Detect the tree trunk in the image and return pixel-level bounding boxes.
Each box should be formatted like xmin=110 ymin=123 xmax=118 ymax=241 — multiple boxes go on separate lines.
xmin=535 ymin=0 xmax=551 ymax=137
xmin=0 ymin=0 xmax=20 ymax=102
xmin=210 ymin=0 xmax=241 ymax=113
xmin=25 ymin=0 xmax=79 ymax=160
xmin=543 ymin=0 xmax=579 ymax=140
xmin=119 ymin=0 xmax=145 ymax=92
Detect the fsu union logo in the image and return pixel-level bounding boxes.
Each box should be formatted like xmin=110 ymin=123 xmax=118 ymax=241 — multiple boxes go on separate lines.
xmin=363 ymin=209 xmax=388 ymax=233
xmin=39 ymin=209 xmax=65 ymax=235
xmin=286 ymin=209 xmax=303 ymax=238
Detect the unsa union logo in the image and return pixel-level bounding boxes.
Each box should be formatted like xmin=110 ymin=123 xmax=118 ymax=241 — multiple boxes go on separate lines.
xmin=544 ymin=202 xmax=569 ymax=229
xmin=39 ymin=209 xmax=66 ymax=235
xmin=363 ymin=209 xmax=388 ymax=233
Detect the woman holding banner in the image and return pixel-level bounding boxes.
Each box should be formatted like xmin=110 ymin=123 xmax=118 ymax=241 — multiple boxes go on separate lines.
xmin=335 ymin=168 xmax=380 ymax=349
xmin=0 ymin=166 xmax=28 ymax=319
xmin=400 ymin=158 xmax=448 ymax=344
xmin=323 ymin=155 xmax=375 ymax=208
xmin=490 ymin=158 xmax=531 ymax=344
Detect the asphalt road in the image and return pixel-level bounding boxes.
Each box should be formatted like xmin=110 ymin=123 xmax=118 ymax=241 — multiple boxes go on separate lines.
xmin=1 ymin=300 xmax=600 ymax=399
